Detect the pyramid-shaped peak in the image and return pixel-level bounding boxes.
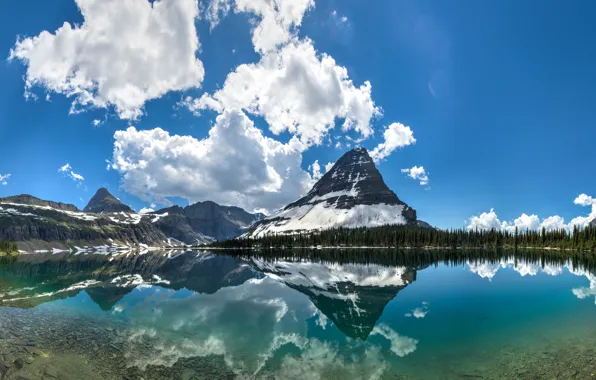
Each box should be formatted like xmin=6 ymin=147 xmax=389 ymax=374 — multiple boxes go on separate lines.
xmin=84 ymin=188 xmax=134 ymax=214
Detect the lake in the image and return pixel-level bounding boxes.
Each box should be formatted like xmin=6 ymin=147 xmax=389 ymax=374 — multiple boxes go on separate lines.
xmin=0 ymin=249 xmax=595 ymax=379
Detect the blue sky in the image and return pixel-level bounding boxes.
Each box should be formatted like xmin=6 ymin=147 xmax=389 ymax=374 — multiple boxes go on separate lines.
xmin=0 ymin=0 xmax=595 ymax=230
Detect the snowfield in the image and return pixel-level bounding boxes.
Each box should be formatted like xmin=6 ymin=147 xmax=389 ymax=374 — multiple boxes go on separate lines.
xmin=247 ymin=203 xmax=406 ymax=238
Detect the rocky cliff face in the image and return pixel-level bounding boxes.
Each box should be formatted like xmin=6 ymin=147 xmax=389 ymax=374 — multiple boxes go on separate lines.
xmin=83 ymin=188 xmax=134 ymax=213
xmin=591 ymin=219 xmax=596 ymax=227
xmin=151 ymin=201 xmax=264 ymax=244
xmin=246 ymin=147 xmax=417 ymax=237
xmin=0 ymin=196 xmax=170 ymax=251
xmin=0 ymin=187 xmax=264 ymax=250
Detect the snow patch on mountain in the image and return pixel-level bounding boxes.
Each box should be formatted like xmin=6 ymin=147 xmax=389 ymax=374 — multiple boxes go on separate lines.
xmin=249 ymin=203 xmax=406 ymax=238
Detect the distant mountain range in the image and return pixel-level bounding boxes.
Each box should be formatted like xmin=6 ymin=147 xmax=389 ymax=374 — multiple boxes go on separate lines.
xmin=147 ymin=201 xmax=264 ymax=244
xmin=0 ymin=148 xmax=430 ymax=252
xmin=0 ymin=188 xmax=263 ymax=251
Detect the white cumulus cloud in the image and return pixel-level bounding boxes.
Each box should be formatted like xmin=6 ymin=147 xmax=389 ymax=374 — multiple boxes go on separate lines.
xmin=324 ymin=162 xmax=335 ymax=173
xmin=9 ymin=0 xmax=204 ymax=120
xmin=205 ymin=0 xmax=314 ymax=54
xmin=309 ymin=160 xmax=323 ymax=181
xmin=401 ymin=166 xmax=429 ymax=185
xmin=58 ymin=163 xmax=84 ymax=183
xmin=110 ymin=109 xmax=313 ymax=212
xmin=182 ymin=40 xmax=381 ymax=146
xmin=370 ymin=123 xmax=416 ymax=163
xmin=466 ymin=194 xmax=596 ymax=232
xmin=0 ymin=174 xmax=11 ymax=185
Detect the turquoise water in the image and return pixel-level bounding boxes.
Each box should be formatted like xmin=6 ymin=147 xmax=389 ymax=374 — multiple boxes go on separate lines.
xmin=0 ymin=251 xmax=595 ymax=379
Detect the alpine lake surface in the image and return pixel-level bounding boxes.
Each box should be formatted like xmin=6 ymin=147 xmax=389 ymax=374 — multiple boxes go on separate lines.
xmin=0 ymin=249 xmax=596 ymax=380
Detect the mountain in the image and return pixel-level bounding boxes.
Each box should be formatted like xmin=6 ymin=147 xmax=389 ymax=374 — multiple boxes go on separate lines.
xmin=591 ymin=219 xmax=596 ymax=227
xmin=84 ymin=188 xmax=134 ymax=213
xmin=246 ymin=147 xmax=417 ymax=238
xmin=0 ymin=198 xmax=171 ymax=252
xmin=0 ymin=194 xmax=78 ymax=212
xmin=150 ymin=201 xmax=264 ymax=244
xmin=0 ymin=186 xmax=264 ymax=251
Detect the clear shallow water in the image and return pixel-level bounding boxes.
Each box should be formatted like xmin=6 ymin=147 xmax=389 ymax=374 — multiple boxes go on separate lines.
xmin=0 ymin=250 xmax=595 ymax=379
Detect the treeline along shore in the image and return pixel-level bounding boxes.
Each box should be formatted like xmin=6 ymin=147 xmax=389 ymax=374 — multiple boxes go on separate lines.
xmin=208 ymin=224 xmax=596 ymax=251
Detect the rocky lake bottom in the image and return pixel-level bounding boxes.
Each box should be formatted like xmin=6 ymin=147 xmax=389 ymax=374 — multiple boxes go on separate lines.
xmin=0 ymin=250 xmax=596 ymax=379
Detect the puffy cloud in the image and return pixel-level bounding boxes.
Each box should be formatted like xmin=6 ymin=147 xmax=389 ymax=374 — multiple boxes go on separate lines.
xmin=9 ymin=0 xmax=204 ymax=120
xmin=138 ymin=207 xmax=155 ymax=214
xmin=235 ymin=0 xmax=315 ymax=54
xmin=401 ymin=166 xmax=429 ymax=186
xmin=574 ymin=194 xmax=595 ymax=207
xmin=324 ymin=162 xmax=335 ymax=173
xmin=205 ymin=0 xmax=314 ymax=54
xmin=0 ymin=174 xmax=10 ymax=186
xmin=204 ymin=0 xmax=232 ymax=30
xmin=183 ymin=40 xmax=381 ymax=145
xmin=503 ymin=213 xmax=541 ymax=232
xmin=466 ymin=208 xmax=503 ymax=231
xmin=58 ymin=163 xmax=84 ymax=183
xmin=540 ymin=215 xmax=567 ymax=231
xmin=309 ymin=160 xmax=323 ymax=181
xmin=110 ymin=109 xmax=313 ymax=212
xmin=309 ymin=160 xmax=335 ymax=181
xmin=466 ymin=194 xmax=596 ymax=232
xmin=370 ymin=123 xmax=416 ymax=163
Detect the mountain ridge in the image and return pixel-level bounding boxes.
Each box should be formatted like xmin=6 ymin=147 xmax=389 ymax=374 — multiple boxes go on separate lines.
xmin=150 ymin=201 xmax=264 ymax=244
xmin=0 ymin=188 xmax=264 ymax=251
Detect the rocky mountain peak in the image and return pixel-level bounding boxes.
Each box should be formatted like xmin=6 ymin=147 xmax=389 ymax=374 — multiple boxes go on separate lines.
xmin=83 ymin=188 xmax=134 ymax=214
xmin=288 ymin=147 xmax=410 ymax=210
xmin=246 ymin=147 xmax=417 ymax=237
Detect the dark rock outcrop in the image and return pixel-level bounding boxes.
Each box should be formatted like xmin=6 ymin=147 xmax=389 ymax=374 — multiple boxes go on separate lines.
xmin=417 ymin=220 xmax=433 ymax=229
xmin=84 ymin=188 xmax=133 ymax=214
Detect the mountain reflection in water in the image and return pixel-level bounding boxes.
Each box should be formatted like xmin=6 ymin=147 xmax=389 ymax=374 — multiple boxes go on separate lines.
xmin=0 ymin=249 xmax=596 ymax=379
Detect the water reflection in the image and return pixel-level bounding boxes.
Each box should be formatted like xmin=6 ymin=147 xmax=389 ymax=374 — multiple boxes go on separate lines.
xmin=0 ymin=249 xmax=596 ymax=379
xmin=466 ymin=255 xmax=596 ymax=303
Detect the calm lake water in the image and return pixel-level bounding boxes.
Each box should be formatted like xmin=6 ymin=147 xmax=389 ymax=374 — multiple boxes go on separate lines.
xmin=0 ymin=250 xmax=595 ymax=379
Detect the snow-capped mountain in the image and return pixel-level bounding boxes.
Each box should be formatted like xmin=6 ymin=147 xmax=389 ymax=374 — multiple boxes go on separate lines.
xmin=245 ymin=147 xmax=418 ymax=238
